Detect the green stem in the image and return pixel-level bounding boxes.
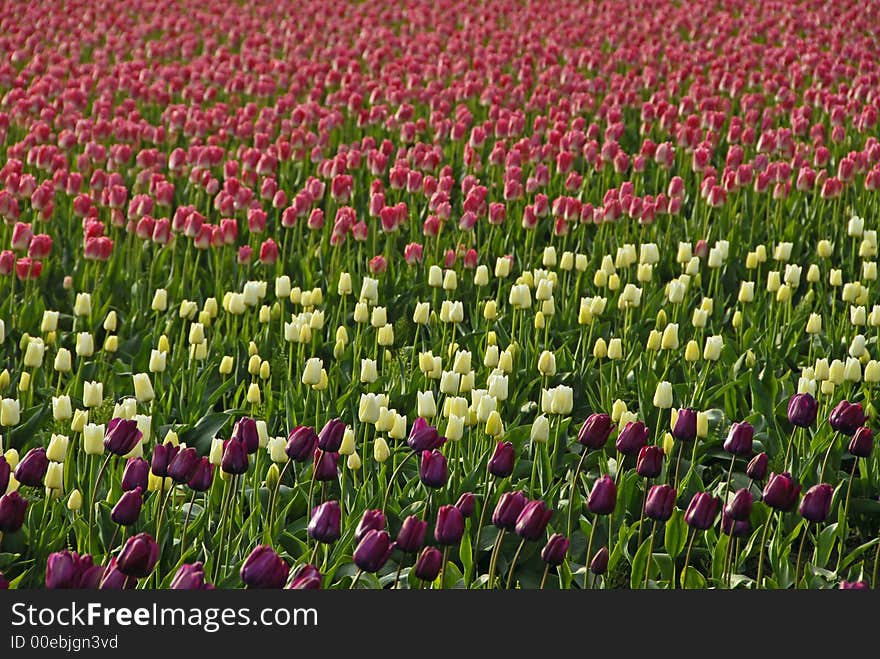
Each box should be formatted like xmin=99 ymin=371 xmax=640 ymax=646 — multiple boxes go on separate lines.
xmin=505 ymin=538 xmax=527 ymax=589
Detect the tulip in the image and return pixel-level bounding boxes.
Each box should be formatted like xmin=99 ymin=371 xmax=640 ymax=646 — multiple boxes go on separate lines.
xmin=313 ymin=449 xmax=340 ymax=481
xmin=636 ymin=445 xmax=664 ymax=478
xmin=111 ymin=487 xmax=143 ymax=526
xmin=0 ymin=457 xmax=8 ymax=495
xmin=408 ymin=417 xmax=445 ymax=452
xmin=578 ymin=413 xmax=614 ymax=449
xmin=787 ymin=393 xmax=818 ymax=427
xmin=616 ymin=421 xmax=649 ymax=455
xmin=308 ymin=501 xmax=341 ymax=543
xmin=355 ymin=509 xmax=386 ymax=544
xmin=232 ymin=417 xmax=260 ymax=454
xmin=488 ymin=441 xmax=515 ymax=477
xmin=455 ymin=492 xmax=476 ymax=517
xmin=317 ymin=418 xmax=346 ymax=452
xmin=720 ymin=511 xmax=750 ymax=537
xmin=353 ymin=529 xmax=394 ymax=572
xmin=116 ymin=533 xmax=159 ymax=578
xmin=420 ymin=449 xmax=448 ymax=488
xmin=170 ymin=562 xmax=212 ymax=590
xmin=515 ymin=500 xmax=553 ymax=541
xmin=414 ymin=546 xmax=443 ymax=581
xmin=14 ymin=447 xmax=48 ymax=487
xmin=829 ymin=401 xmax=865 ymax=436
xmin=394 ymin=516 xmax=428 ymax=553
xmin=286 ymin=426 xmax=318 ymax=461
xmin=187 ymin=458 xmax=214 ymax=492
xmin=724 ymin=488 xmax=753 ymax=521
xmin=151 ymin=443 xmax=178 ymax=478
xmin=493 ymin=491 xmax=528 ymax=530
xmin=672 ymin=408 xmax=697 ymax=441
xmin=587 ymin=475 xmax=617 ymax=515
xmin=0 ymin=492 xmax=27 ymax=532
xmin=121 ymin=457 xmax=149 ymax=492
xmin=589 ymin=547 xmax=609 ymax=575
xmin=241 ymin=545 xmax=289 ymax=588
xmin=288 ymin=564 xmax=322 ymax=590
xmin=762 ymin=472 xmax=802 ymax=511
xmin=167 ymin=447 xmax=199 ymax=483
xmin=46 ymin=551 xmax=93 ymax=589
xmin=221 ymin=438 xmax=249 ymax=475
xmin=848 ymin=426 xmax=873 ymax=458
xmin=541 ymin=534 xmax=570 ymax=566
xmin=685 ymin=492 xmax=719 ymax=530
xmin=434 ymin=504 xmax=465 ymax=545
xmin=746 ymin=452 xmax=769 ymax=481
xmin=723 ymin=421 xmax=754 ymax=456
xmin=799 ymin=483 xmax=833 ymax=523
xmin=645 ymin=484 xmax=676 ymax=521
xmin=103 ymin=418 xmax=142 ymax=456
xmin=839 ymin=581 xmax=869 ymax=589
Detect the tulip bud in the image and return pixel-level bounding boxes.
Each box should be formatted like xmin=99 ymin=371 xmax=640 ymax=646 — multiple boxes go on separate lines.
xmin=653 ymin=381 xmax=673 ymax=409
xmin=587 ymin=475 xmax=616 ymax=515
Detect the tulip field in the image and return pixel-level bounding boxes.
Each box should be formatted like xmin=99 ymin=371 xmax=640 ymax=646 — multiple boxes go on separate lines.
xmin=0 ymin=0 xmax=879 ymax=590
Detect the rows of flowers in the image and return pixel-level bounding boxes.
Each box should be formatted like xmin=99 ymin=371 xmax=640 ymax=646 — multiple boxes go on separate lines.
xmin=0 ymin=0 xmax=877 ymax=588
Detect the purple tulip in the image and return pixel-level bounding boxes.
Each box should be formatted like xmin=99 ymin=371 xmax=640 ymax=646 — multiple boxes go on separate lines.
xmin=787 ymin=393 xmax=818 ymax=428
xmin=187 ymin=457 xmax=214 ymax=491
xmin=723 ymin=421 xmax=754 ymax=456
xmin=0 ymin=456 xmax=10 ymax=494
xmin=540 ymin=533 xmax=570 ymax=566
xmin=616 ymin=421 xmax=649 ymax=456
xmin=515 ymin=499 xmax=553 ymax=541
xmin=578 ymin=413 xmax=614 ymax=449
xmin=488 ymin=441 xmax=515 ymax=478
xmin=232 ymin=417 xmax=260 ymax=454
xmin=839 ymin=580 xmax=869 ymax=589
xmin=587 ymin=475 xmax=617 ymax=515
xmin=151 ymin=443 xmax=179 ymax=478
xmin=829 ymin=400 xmax=865 ymax=436
xmin=492 ymin=491 xmax=528 ymax=530
xmin=434 ymin=504 xmax=465 ymax=545
xmin=414 ymin=546 xmax=443 ymax=581
xmin=746 ymin=452 xmax=769 ymax=481
xmin=240 ymin=545 xmax=289 ymax=588
xmin=672 ymin=408 xmax=698 ymax=442
xmin=724 ymin=488 xmax=753 ymax=521
xmin=121 ymin=457 xmax=149 ymax=491
xmin=0 ymin=572 xmax=8 ymax=589
xmin=394 ymin=516 xmax=427 ymax=553
xmin=116 ymin=532 xmax=159 ymax=578
xmin=455 ymin=492 xmax=476 ymax=517
xmin=221 ymin=438 xmax=249 ymax=475
xmin=355 ymin=509 xmax=386 ymax=544
xmin=96 ymin=558 xmax=137 ymax=589
xmin=799 ymin=483 xmax=833 ymax=523
xmin=308 ymin=501 xmax=341 ymax=543
xmin=636 ymin=445 xmax=664 ymax=479
xmin=288 ymin=564 xmax=321 ymax=589
xmin=46 ymin=550 xmax=93 ymax=589
xmin=685 ymin=492 xmax=719 ymax=530
xmin=313 ymin=449 xmax=340 ymax=481
xmin=317 ymin=418 xmax=346 ymax=452
xmin=645 ymin=484 xmax=676 ymax=521
xmin=762 ymin=472 xmax=801 ymax=511
xmin=286 ymin=425 xmax=318 ymax=462
xmin=420 ymin=449 xmax=448 ymax=488
xmin=14 ymin=447 xmax=48 ymax=487
xmin=353 ymin=529 xmax=394 ymax=572
xmin=111 ymin=487 xmax=143 ymax=526
xmin=721 ymin=510 xmax=750 ymax=537
xmin=589 ymin=547 xmax=609 ymax=575
xmin=104 ymin=418 xmax=143 ymax=456
xmin=848 ymin=426 xmax=873 ymax=458
xmin=407 ymin=417 xmax=445 ymax=452
xmin=167 ymin=447 xmax=199 ymax=483
xmin=170 ymin=562 xmax=212 ymax=590
xmin=0 ymin=492 xmax=28 ymax=532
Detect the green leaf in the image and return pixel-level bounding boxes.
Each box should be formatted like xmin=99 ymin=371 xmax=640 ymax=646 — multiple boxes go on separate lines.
xmin=680 ymin=565 xmax=707 ymax=589
xmin=459 ymin=528 xmax=473 ymax=583
xmin=816 ymin=523 xmax=838 ymax=568
xmin=630 ymin=536 xmax=653 ymax=589
xmin=180 ymin=412 xmax=230 ymax=454
xmin=665 ymin=508 xmax=687 ymax=558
